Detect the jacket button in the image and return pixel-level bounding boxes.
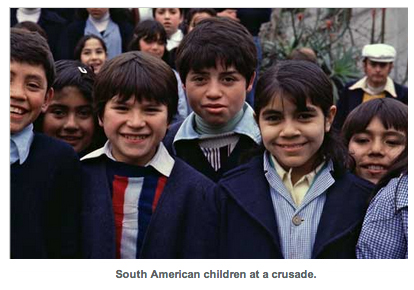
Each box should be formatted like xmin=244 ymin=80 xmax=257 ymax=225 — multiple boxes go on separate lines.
xmin=292 ymin=215 xmax=303 ymax=226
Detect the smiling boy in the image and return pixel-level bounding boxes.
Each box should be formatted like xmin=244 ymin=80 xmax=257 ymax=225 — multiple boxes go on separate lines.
xmin=10 ymin=28 xmax=81 ymax=258
xmin=163 ymin=17 xmax=261 ymax=182
xmin=81 ymin=51 xmax=216 ymax=258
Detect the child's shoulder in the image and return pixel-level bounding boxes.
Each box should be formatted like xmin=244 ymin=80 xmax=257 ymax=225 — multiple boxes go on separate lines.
xmin=218 ymin=155 xmax=264 ymax=188
xmin=170 ymin=157 xmax=216 ymax=187
xmin=336 ymin=171 xmax=375 ymax=192
xmin=31 ymin=133 xmax=78 ymax=160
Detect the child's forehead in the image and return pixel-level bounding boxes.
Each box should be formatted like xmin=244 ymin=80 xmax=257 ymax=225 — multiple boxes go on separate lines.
xmin=265 ymin=93 xmax=316 ymax=111
xmin=11 ymin=60 xmax=47 ymax=79
xmin=189 ymin=61 xmax=238 ymax=74
xmin=110 ymin=94 xmax=163 ymax=105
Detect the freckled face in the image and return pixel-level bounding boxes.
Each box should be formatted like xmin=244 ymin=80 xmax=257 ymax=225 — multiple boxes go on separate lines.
xmin=348 ymin=117 xmax=406 ymax=184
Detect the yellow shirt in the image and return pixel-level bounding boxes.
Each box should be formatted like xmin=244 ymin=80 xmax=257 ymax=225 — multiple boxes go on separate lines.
xmin=271 ymin=155 xmax=325 ymax=206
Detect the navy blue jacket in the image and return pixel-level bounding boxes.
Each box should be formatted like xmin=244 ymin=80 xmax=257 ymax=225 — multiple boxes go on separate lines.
xmin=10 ymin=133 xmax=82 ymax=258
xmin=81 ymin=156 xmax=217 ymax=258
xmin=163 ymin=121 xmax=259 ymax=182
xmin=333 ymin=80 xmax=408 ymax=131
xmin=11 ymin=8 xmax=69 ymax=60
xmin=214 ymin=156 xmax=374 ymax=259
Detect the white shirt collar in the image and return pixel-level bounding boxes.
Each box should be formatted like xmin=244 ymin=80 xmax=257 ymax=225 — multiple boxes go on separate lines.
xmin=349 ymin=76 xmax=397 ymax=97
xmin=10 ymin=124 xmax=34 ymax=165
xmin=167 ymin=29 xmax=183 ymax=51
xmin=81 ymin=141 xmax=175 ymax=177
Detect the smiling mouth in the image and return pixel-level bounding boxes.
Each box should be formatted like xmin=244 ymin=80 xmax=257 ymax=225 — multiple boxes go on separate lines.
xmin=277 ymin=143 xmax=306 ymax=149
xmin=361 ymin=165 xmax=387 ymax=171
xmin=10 ymin=106 xmax=27 ymax=115
xmin=122 ymin=134 xmax=149 ymax=140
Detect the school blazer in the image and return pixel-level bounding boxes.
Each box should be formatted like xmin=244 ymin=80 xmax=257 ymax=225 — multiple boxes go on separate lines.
xmin=215 ymin=156 xmax=374 ymax=259
xmin=81 ymin=156 xmax=217 ymax=259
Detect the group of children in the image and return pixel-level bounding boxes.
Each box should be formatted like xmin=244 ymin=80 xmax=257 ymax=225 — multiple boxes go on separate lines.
xmin=10 ymin=15 xmax=408 ymax=259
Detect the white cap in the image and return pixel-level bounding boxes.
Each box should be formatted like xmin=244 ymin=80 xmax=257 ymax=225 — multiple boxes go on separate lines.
xmin=362 ymin=44 xmax=396 ymax=62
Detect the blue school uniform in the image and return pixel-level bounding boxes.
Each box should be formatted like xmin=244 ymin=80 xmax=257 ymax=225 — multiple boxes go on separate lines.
xmin=81 ymin=143 xmax=217 ymax=258
xmin=357 ymin=174 xmax=408 ymax=259
xmin=11 ymin=132 xmax=82 ymax=258
xmin=214 ymin=154 xmax=374 ymax=259
xmin=163 ymin=103 xmax=261 ymax=182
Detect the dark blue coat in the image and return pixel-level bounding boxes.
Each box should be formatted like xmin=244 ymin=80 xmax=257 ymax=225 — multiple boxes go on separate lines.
xmin=163 ymin=121 xmax=259 ymax=182
xmin=214 ymin=156 xmax=374 ymax=259
xmin=10 ymin=133 xmax=82 ymax=258
xmin=11 ymin=8 xmax=69 ymax=60
xmin=81 ymin=156 xmax=217 ymax=258
xmin=333 ymin=80 xmax=408 ymax=131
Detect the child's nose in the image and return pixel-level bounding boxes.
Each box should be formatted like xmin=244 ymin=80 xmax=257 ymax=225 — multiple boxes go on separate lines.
xmin=280 ymin=120 xmax=300 ymax=137
xmin=369 ymin=139 xmax=385 ymax=155
xmin=206 ymin=81 xmax=223 ymax=99
xmin=63 ymin=114 xmax=79 ymax=130
xmin=127 ymin=112 xmax=146 ymax=128
xmin=10 ymin=83 xmax=26 ymax=101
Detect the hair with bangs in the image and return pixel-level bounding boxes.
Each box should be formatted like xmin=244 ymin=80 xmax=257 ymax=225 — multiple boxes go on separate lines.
xmin=254 ymin=60 xmax=347 ymax=175
xmin=10 ymin=27 xmax=55 ymax=91
xmin=342 ymin=98 xmax=408 ymax=146
xmin=94 ymin=51 xmax=178 ymax=123
xmin=74 ymin=34 xmax=107 ymax=61
xmin=175 ymin=17 xmax=257 ymax=85
xmin=128 ymin=20 xmax=167 ymax=52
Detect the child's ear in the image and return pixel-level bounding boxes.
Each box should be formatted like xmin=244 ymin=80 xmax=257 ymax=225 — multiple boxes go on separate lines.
xmin=246 ymin=71 xmax=256 ymax=93
xmin=98 ymin=115 xmax=104 ymax=127
xmin=253 ymin=111 xmax=260 ymax=126
xmin=325 ymin=105 xmax=337 ymax=132
xmin=41 ymin=88 xmax=54 ymax=113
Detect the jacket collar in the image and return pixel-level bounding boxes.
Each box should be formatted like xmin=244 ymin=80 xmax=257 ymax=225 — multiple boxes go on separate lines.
xmin=219 ymin=156 xmax=282 ymax=255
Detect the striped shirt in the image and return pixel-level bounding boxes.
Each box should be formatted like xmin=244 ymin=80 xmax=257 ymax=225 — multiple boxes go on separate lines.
xmin=199 ymin=133 xmax=240 ymax=171
xmin=107 ymin=162 xmax=167 ymax=259
xmin=264 ymin=152 xmax=335 ymax=259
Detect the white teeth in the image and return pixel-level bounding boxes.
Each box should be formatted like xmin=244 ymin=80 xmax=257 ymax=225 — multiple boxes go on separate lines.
xmin=123 ymin=134 xmax=147 ymax=140
xmin=10 ymin=106 xmax=25 ymax=114
xmin=367 ymin=165 xmax=385 ymax=170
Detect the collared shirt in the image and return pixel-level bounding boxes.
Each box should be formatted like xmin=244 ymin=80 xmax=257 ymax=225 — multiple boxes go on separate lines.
xmin=264 ymin=151 xmax=335 ymax=259
xmin=350 ymin=76 xmax=397 ymax=100
xmin=271 ymin=154 xmax=325 ymax=206
xmin=357 ymin=174 xmax=408 ymax=259
xmin=173 ymin=102 xmax=261 ymax=147
xmin=81 ymin=141 xmax=174 ymax=177
xmin=10 ymin=124 xmax=34 ymax=165
xmin=167 ymin=29 xmax=183 ymax=51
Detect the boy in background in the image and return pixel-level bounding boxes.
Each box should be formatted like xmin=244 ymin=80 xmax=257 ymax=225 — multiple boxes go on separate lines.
xmin=81 ymin=51 xmax=216 ymax=258
xmin=163 ymin=17 xmax=261 ymax=182
xmin=10 ymin=28 xmax=81 ymax=258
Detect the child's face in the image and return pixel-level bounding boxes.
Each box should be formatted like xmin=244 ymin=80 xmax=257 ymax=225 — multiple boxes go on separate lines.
xmin=258 ymin=95 xmax=336 ymax=178
xmin=139 ymin=36 xmax=165 ymax=59
xmin=10 ymin=61 xmax=53 ymax=134
xmin=99 ymin=96 xmax=169 ymax=166
xmin=86 ymin=8 xmax=109 ymax=20
xmin=81 ymin=38 xmax=107 ymax=74
xmin=154 ymin=8 xmax=183 ymax=37
xmin=184 ymin=63 xmax=254 ymax=126
xmin=42 ymin=86 xmax=94 ymax=153
xmin=348 ymin=117 xmax=406 ymax=184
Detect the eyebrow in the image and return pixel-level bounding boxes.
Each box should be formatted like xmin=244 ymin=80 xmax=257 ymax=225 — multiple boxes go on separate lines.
xmin=261 ymin=106 xmax=317 ymax=115
xmin=358 ymin=129 xmax=406 ymax=139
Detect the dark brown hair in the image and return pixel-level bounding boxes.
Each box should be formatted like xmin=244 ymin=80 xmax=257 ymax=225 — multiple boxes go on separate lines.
xmin=175 ymin=17 xmax=257 ymax=85
xmin=94 ymin=51 xmax=178 ymax=123
xmin=10 ymin=27 xmax=55 ymax=91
